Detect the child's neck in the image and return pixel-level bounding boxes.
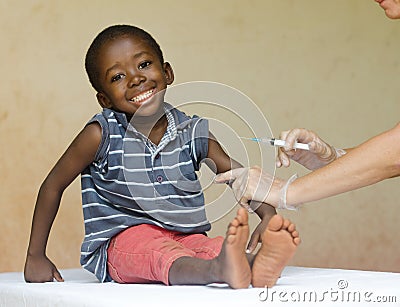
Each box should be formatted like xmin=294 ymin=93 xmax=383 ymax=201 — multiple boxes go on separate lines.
xmin=132 ymin=112 xmax=168 ymax=146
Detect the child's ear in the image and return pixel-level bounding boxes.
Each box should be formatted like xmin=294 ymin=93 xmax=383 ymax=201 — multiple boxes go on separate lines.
xmin=96 ymin=92 xmax=112 ymax=108
xmin=163 ymin=62 xmax=174 ymax=85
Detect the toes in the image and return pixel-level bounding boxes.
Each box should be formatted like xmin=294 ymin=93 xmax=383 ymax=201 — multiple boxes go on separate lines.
xmin=293 ymin=237 xmax=301 ymax=246
xmin=230 ymin=218 xmax=240 ymax=228
xmin=266 ymin=215 xmax=284 ymax=232
xmin=226 ymin=208 xmax=250 ymax=238
xmin=291 ymin=230 xmax=299 ymax=238
xmin=288 ymin=223 xmax=296 ymax=233
xmin=236 ymin=208 xmax=249 ymax=225
xmin=282 ymin=218 xmax=291 ymax=230
xmin=227 ymin=225 xmax=238 ymax=236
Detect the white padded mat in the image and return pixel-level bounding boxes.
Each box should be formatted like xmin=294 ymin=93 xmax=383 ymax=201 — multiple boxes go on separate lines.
xmin=0 ymin=266 xmax=399 ymax=306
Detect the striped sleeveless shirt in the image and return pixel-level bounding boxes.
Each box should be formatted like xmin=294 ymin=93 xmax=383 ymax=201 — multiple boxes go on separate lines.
xmin=80 ymin=103 xmax=210 ymax=282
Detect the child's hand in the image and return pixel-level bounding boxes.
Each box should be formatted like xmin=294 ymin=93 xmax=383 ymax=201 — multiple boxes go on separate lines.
xmin=246 ymin=216 xmax=270 ymax=254
xmin=24 ymin=254 xmax=64 ymax=283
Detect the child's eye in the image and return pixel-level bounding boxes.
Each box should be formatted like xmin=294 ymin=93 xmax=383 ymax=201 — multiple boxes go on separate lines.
xmin=111 ymin=74 xmax=124 ymax=83
xmin=139 ymin=61 xmax=152 ymax=70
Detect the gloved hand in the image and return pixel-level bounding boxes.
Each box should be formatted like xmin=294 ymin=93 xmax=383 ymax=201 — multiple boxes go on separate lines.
xmin=214 ymin=166 xmax=299 ymax=210
xmin=276 ymin=128 xmax=346 ymax=170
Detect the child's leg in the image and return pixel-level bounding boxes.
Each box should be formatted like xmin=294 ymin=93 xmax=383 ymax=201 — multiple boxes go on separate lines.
xmin=251 ymin=215 xmax=301 ymax=288
xmin=168 ymin=208 xmax=251 ymax=289
xmin=107 ymin=224 xmax=199 ymax=284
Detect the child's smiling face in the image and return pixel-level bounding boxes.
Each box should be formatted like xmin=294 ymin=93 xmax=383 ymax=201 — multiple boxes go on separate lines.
xmin=95 ymin=34 xmax=174 ymax=118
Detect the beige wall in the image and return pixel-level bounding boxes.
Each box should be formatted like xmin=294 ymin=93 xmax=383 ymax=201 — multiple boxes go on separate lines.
xmin=1 ymin=0 xmax=399 ymax=273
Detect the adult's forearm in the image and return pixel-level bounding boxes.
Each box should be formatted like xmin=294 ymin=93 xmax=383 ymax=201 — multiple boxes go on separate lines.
xmin=286 ymin=124 xmax=400 ymax=206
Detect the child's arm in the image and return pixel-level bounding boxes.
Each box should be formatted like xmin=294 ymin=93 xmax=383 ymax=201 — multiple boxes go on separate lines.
xmin=24 ymin=123 xmax=102 ymax=283
xmin=206 ymin=132 xmax=242 ymax=172
xmin=246 ymin=201 xmax=276 ymax=253
xmin=206 ymin=133 xmax=277 ymax=250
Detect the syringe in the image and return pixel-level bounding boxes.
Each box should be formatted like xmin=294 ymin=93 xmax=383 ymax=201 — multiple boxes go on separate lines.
xmin=240 ymin=137 xmax=310 ymax=151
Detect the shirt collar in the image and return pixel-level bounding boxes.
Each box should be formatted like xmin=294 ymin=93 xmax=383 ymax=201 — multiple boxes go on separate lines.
xmin=114 ymin=104 xmax=177 ymax=149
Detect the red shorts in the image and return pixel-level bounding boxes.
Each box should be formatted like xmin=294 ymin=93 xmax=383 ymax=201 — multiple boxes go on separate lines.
xmin=107 ymin=224 xmax=223 ymax=285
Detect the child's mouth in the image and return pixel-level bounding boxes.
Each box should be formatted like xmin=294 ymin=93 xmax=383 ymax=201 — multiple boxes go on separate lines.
xmin=130 ymin=89 xmax=155 ymax=104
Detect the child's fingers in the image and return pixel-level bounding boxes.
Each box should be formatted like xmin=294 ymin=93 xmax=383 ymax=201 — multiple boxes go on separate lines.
xmin=53 ymin=270 xmax=64 ymax=282
xmin=246 ymin=232 xmax=260 ymax=254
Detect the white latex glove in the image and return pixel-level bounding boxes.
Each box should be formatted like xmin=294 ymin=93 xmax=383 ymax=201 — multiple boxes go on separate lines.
xmin=214 ymin=166 xmax=298 ymax=209
xmin=276 ymin=128 xmax=346 ymax=170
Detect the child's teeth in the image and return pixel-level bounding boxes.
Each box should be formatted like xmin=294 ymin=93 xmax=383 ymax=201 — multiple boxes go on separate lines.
xmin=132 ymin=90 xmax=153 ymax=102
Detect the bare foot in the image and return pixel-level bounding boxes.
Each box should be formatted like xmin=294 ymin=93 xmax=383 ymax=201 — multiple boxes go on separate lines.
xmin=251 ymin=215 xmax=300 ymax=288
xmin=216 ymin=207 xmax=251 ymax=289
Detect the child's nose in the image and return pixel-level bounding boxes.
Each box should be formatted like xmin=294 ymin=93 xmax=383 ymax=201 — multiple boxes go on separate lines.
xmin=128 ymin=72 xmax=145 ymax=87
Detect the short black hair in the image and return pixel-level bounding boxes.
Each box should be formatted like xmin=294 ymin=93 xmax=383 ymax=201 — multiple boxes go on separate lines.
xmin=85 ymin=24 xmax=164 ymax=92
